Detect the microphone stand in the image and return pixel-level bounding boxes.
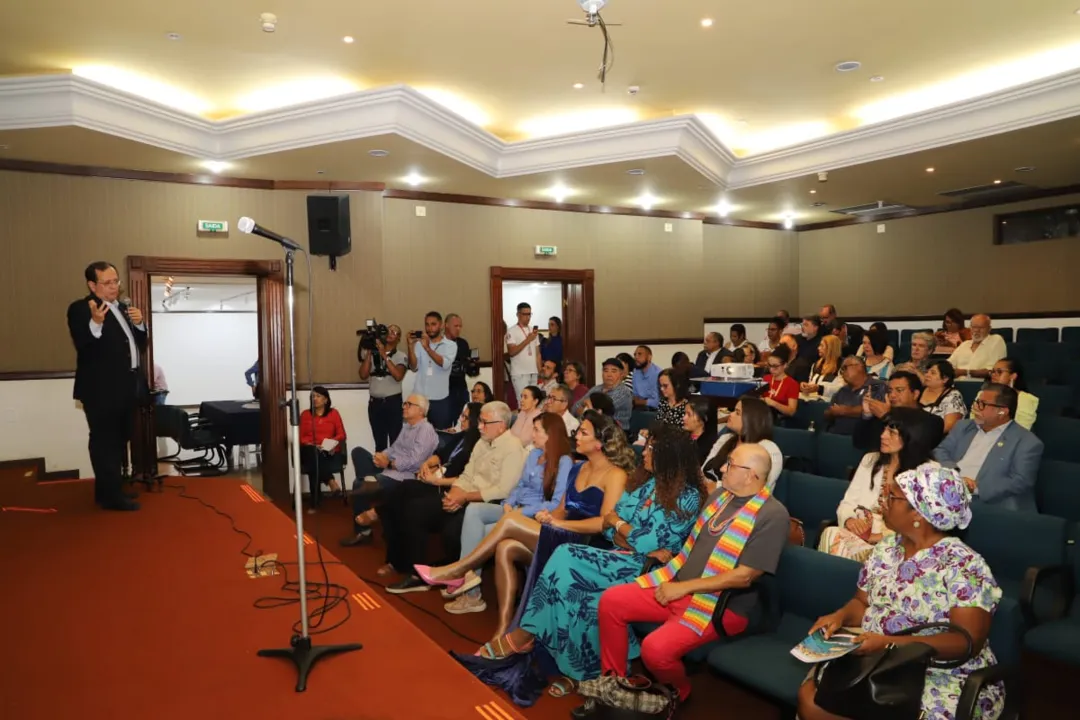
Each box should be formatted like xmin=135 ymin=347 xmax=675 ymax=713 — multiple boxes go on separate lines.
xmin=257 ymin=246 xmax=362 ymax=691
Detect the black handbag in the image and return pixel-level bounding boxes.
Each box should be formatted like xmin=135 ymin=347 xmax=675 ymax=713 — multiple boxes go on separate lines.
xmin=814 ymin=622 xmax=973 ymax=720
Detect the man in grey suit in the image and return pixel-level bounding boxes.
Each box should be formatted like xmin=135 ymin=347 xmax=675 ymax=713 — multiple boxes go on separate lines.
xmin=933 ymin=383 xmax=1043 ymax=512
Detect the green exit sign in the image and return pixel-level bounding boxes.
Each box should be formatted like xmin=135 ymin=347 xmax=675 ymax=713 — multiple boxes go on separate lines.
xmin=534 ymin=245 xmax=558 ymax=257
xmin=197 ymin=220 xmax=228 ymax=233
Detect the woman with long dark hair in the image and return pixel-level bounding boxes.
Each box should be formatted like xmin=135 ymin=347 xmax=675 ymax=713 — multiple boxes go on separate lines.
xmin=655 ymin=368 xmax=691 ymax=427
xmin=818 ymin=406 xmax=941 ymax=562
xmin=461 ymin=425 xmax=707 ymax=701
xmin=299 ymin=385 xmax=346 ymax=507
xmin=702 ymin=396 xmax=783 ymax=489
xmin=541 ymin=317 xmax=563 ymax=363
xmin=920 ymin=359 xmax=967 ymax=433
xmin=682 ymin=396 xmax=719 ymax=466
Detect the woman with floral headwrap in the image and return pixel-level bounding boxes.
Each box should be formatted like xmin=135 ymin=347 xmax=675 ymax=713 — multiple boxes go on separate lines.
xmin=799 ymin=464 xmax=1004 ymax=720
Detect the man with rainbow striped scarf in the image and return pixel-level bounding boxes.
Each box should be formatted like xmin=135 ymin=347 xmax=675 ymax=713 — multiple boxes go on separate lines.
xmin=590 ymin=443 xmax=790 ymax=711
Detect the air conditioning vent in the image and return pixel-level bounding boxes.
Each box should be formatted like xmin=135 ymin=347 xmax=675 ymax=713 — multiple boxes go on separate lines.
xmin=830 ymin=200 xmax=915 ymax=217
xmin=939 ymin=181 xmax=1028 ymax=198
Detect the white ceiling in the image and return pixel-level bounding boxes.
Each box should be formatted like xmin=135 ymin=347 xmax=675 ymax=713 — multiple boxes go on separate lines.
xmin=150 ymin=279 xmax=256 ymax=312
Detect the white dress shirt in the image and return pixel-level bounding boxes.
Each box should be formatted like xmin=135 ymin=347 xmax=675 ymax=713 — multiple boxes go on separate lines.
xmin=561 ymin=410 xmax=580 ymax=436
xmin=957 ymin=421 xmax=1012 ymax=490
xmin=89 ymin=301 xmax=144 ymax=369
xmin=949 ymin=334 xmax=1006 ymax=373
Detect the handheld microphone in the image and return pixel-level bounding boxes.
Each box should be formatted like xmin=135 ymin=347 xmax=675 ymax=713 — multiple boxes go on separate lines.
xmin=237 ymin=216 xmax=302 ymax=251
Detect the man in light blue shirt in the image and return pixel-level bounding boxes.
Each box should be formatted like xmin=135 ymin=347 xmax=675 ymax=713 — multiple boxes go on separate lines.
xmin=631 ymin=345 xmax=661 ymax=410
xmin=407 ymin=311 xmax=458 ymax=430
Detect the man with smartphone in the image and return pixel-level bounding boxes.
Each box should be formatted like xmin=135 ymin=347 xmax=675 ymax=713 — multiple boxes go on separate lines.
xmin=408 ymin=311 xmax=458 ymax=430
xmin=505 ymin=302 xmax=542 ymax=402
xmin=444 ymin=313 xmax=479 ymax=422
xmin=66 ymin=261 xmax=146 ymax=511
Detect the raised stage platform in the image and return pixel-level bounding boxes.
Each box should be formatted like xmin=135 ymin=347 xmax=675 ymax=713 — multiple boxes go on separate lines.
xmin=0 ymin=473 xmax=524 ymax=720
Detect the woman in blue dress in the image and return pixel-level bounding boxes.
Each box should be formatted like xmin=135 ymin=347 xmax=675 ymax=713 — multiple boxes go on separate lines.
xmin=499 ymin=424 xmax=706 ymax=686
xmin=418 ymin=411 xmax=634 ymax=639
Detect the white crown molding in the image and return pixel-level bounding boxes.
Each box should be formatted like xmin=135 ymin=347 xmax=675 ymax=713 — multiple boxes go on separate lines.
xmin=2 ymin=69 xmax=1080 ymax=191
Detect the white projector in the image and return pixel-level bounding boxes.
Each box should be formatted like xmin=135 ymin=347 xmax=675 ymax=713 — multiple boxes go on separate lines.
xmin=710 ymin=363 xmax=756 ymax=380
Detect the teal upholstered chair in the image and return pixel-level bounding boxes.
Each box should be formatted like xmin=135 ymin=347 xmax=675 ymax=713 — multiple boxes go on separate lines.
xmin=782 ymin=471 xmax=849 ymax=549
xmin=815 ymin=432 xmax=864 ymax=480
xmin=1033 ymin=416 xmax=1080 ymax=463
xmin=1023 ymin=544 xmax=1080 ymax=667
xmin=1037 ymin=460 xmax=1080 ymax=543
xmin=772 ymin=427 xmax=817 ymax=473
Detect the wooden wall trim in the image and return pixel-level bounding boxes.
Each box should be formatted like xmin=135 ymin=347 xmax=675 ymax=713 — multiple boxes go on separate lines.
xmin=705 ymin=311 xmax=1080 ymax=324
xmin=597 ymin=338 xmax=703 ymax=346
xmin=0 ymin=371 xmax=74 ymax=381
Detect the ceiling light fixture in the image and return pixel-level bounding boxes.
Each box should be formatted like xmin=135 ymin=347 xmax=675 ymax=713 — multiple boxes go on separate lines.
xmin=403 ymin=172 xmax=426 ymax=187
xmin=548 ymin=184 xmax=573 ymax=203
xmin=701 ymin=18 xmax=714 ymax=28
xmin=166 ymin=33 xmax=181 ymax=41
xmin=635 ymin=193 xmax=658 ymax=211
xmin=811 ymin=202 xmax=827 ymax=208
xmin=626 ymin=168 xmax=646 ymax=176
xmin=316 ymin=170 xmax=326 ymax=175
xmin=783 ymin=216 xmax=795 ymax=230
xmin=835 ymin=61 xmax=862 ymax=72
xmin=810 ymin=189 xmax=817 ymax=194
xmin=993 ymin=179 xmax=1002 ymax=184
xmin=201 ymin=160 xmax=229 ymax=173
xmin=716 ymin=200 xmax=733 ymax=217
xmin=926 ymin=167 xmax=935 ymax=173
xmin=368 ymin=149 xmax=389 ymax=157
xmin=343 ymin=36 xmax=354 ymax=44
xmin=260 ymin=12 xmax=278 ymax=33
xmin=869 ymin=75 xmax=884 ymax=82
xmin=573 ymin=82 xmax=584 ymax=89
xmin=1015 ymin=166 xmax=1036 ymax=172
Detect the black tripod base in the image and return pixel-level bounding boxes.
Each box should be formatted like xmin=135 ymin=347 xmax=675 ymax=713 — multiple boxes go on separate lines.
xmin=257 ymin=636 xmax=363 ymax=692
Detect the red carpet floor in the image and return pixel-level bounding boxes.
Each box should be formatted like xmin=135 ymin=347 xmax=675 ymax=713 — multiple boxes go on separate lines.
xmin=0 ymin=472 xmax=525 ymax=720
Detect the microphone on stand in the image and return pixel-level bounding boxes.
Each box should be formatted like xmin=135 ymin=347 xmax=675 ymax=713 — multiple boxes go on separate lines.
xmin=237 ymin=217 xmax=302 ymax=251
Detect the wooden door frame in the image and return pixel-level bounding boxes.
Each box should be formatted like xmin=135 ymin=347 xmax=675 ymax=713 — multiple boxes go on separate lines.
xmin=489 ymin=266 xmax=595 ymax=402
xmin=127 ymin=256 xmax=288 ymax=500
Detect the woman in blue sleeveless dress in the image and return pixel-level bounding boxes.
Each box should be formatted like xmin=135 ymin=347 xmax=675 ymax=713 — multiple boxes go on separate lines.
xmin=419 ymin=411 xmax=634 ymax=639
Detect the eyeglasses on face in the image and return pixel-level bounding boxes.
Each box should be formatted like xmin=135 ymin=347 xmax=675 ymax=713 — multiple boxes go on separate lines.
xmin=402 ymin=401 xmax=420 ymax=409
xmin=95 ymin=279 xmax=120 ymax=287
xmin=478 ymin=418 xmax=505 ymax=426
xmin=973 ymin=398 xmax=1005 ymax=410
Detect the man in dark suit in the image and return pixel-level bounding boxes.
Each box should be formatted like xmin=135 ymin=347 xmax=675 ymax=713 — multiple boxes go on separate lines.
xmin=67 ymin=261 xmax=146 ymax=511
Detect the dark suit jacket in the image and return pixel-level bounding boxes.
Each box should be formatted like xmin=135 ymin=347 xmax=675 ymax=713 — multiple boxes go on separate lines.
xmin=67 ymin=295 xmax=147 ymax=410
xmin=933 ymin=419 xmax=1043 ymax=512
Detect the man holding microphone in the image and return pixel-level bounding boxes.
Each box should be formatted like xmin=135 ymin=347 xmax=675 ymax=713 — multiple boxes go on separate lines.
xmin=67 ymin=261 xmax=146 ymax=511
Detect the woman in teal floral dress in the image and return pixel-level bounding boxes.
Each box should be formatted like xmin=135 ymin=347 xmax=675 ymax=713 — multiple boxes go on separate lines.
xmin=799 ymin=463 xmax=1004 ymax=720
xmin=496 ymin=424 xmax=708 ymax=684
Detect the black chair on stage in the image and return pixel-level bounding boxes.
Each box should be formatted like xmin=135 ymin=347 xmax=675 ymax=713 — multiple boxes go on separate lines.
xmin=154 ymin=405 xmax=228 ymax=476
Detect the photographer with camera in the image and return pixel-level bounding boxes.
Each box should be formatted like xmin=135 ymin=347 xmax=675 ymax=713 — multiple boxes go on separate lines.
xmin=445 ymin=313 xmax=480 ymax=423
xmin=407 ymin=311 xmax=458 ymax=431
xmin=358 ymin=321 xmax=407 ymax=452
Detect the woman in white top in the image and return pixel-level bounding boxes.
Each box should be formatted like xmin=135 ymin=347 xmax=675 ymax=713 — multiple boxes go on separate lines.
xmin=861 ymin=326 xmax=894 ymax=381
xmin=702 ymin=396 xmax=783 ymax=491
xmin=818 ymin=407 xmax=940 ymax=562
xmin=856 ymin=321 xmax=896 ymax=362
xmin=800 ymin=334 xmax=844 ymax=401
xmin=919 ymin=360 xmax=967 ymax=434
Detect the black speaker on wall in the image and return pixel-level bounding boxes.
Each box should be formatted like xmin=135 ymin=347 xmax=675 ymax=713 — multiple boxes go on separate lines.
xmin=307 ymin=195 xmax=351 ymax=262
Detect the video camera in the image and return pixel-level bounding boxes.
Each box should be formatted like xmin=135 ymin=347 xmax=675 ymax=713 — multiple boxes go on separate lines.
xmin=357 ymin=318 xmax=391 ymax=375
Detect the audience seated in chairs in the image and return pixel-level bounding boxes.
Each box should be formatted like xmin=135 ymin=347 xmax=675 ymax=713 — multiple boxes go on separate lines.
xmin=631 ymin=345 xmax=662 ymax=411
xmin=341 ymin=393 xmax=439 ymax=545
xmin=541 ymin=383 xmax=580 ymax=435
xmin=979 ymin=357 xmax=1038 ymax=430
xmin=655 ymin=368 xmax=691 ymax=428
xmin=538 ymin=359 xmax=560 ymax=395
xmin=509 ymin=385 xmax=544 ymax=447
xmin=819 ymin=407 xmax=940 ymax=562
xmin=801 ymin=334 xmax=843 ymax=401
xmin=758 ymin=316 xmax=785 ymax=356
xmin=933 ymin=384 xmax=1044 ymax=512
xmin=420 ymin=411 xmax=632 ymax=644
xmin=825 ymin=356 xmax=887 ymax=435
xmin=921 ymin=359 xmax=969 ymax=434
xmin=590 ymin=443 xmax=790 ymax=712
xmin=571 ymin=358 xmax=633 ymax=429
xmin=797 ymin=315 xmax=825 ymax=365
xmin=950 ymin=314 xmax=1006 ymax=380
xmin=935 ymin=307 xmax=971 ymax=355
xmin=799 ymin=465 xmax=1005 ymax=720
xmin=861 ymin=325 xmax=895 ymax=380
xmin=455 ymin=425 xmax=707 ymax=704
xmin=779 ymin=333 xmax=812 ymax=383
xmin=762 ymin=344 xmax=801 ymax=424
xmin=383 ymin=401 xmax=528 ymax=594
xmin=726 ymin=323 xmax=759 ymax=364
xmin=682 ymin=396 xmax=720 ymax=466
xmin=563 ymin=361 xmax=589 ymax=406
xmin=694 ymin=332 xmax=725 ymax=377
xmin=895 ymin=330 xmax=936 ymax=379
xmin=856 ymin=321 xmax=895 ymax=362
xmin=298 ymin=385 xmax=346 ymax=509
xmin=416 ymin=412 xmax=572 ymax=618
xmin=702 ymin=396 xmax=783 ymax=490
xmin=472 ymin=381 xmax=495 ymax=404
xmin=853 ymin=370 xmax=944 ymax=452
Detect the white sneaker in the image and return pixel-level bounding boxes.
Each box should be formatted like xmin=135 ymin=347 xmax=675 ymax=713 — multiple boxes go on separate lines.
xmin=444 ymin=593 xmax=487 ymax=615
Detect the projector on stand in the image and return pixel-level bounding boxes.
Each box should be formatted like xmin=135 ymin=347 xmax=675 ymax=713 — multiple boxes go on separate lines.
xmin=710 ymin=363 xmax=756 ymax=380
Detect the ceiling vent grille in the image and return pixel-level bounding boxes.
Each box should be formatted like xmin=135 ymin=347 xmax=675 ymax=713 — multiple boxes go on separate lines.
xmin=830 ymin=200 xmax=915 ymax=217
xmin=939 ymin=181 xmax=1028 ymax=198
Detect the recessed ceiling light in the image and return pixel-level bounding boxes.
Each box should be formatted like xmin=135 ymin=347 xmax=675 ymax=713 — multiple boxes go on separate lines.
xmin=993 ymin=179 xmax=1002 ymax=184
xmin=925 ymin=167 xmax=935 ymax=173
xmin=811 ymin=202 xmax=827 ymax=208
xmin=573 ymin=82 xmax=584 ymax=89
xmin=1015 ymin=166 xmax=1036 ymax=172
xmin=343 ymin=36 xmax=354 ymax=44
xmin=835 ymin=61 xmax=862 ymax=73
xmin=368 ymin=149 xmax=389 ymax=157
xmin=716 ymin=200 xmax=733 ymax=217
xmin=201 ymin=160 xmax=229 ymax=173
xmin=403 ymin=171 xmax=426 ymax=187
xmin=626 ymin=168 xmax=645 ymax=176
xmin=548 ymin=184 xmax=573 ymax=203
xmin=869 ymin=75 xmax=884 ymax=82
xmin=635 ymin=193 xmax=658 ymax=211
xmin=316 ymin=170 xmax=326 ymax=175
xmin=701 ymin=18 xmax=714 ymax=28
xmin=809 ymin=189 xmax=817 ymax=194
xmin=783 ymin=214 xmax=795 ymax=230
xmin=166 ymin=33 xmax=181 ymax=41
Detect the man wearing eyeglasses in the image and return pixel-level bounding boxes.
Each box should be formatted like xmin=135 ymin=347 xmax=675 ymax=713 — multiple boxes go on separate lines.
xmin=825 ymin=356 xmax=887 ymax=435
xmin=67 ymin=261 xmax=147 ymax=511
xmin=384 ymin=401 xmax=526 ymax=593
xmin=949 ymin=314 xmax=1006 ymax=380
xmin=543 ymin=384 xmax=580 ymax=435
xmin=933 ymin=383 xmax=1043 ymax=512
xmin=341 ymin=394 xmax=439 ymax=546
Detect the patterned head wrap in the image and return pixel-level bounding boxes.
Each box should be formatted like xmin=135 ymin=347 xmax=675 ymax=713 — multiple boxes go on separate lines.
xmin=893 ymin=464 xmax=972 ymax=531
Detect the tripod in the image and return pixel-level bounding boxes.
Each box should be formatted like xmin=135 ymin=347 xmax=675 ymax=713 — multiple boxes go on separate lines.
xmin=257 ymin=248 xmax=362 ymax=691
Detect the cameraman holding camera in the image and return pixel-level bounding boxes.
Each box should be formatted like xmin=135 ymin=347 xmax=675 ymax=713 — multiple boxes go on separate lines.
xmin=408 ymin=311 xmax=458 ymax=431
xmin=359 ymin=323 xmax=407 ymax=452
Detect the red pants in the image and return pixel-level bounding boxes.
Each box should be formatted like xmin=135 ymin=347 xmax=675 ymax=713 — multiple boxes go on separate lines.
xmin=598 ymin=583 xmax=748 ymax=701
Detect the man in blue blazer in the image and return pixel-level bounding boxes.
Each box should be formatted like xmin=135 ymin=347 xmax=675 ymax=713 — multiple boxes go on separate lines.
xmin=933 ymin=383 xmax=1043 ymax=512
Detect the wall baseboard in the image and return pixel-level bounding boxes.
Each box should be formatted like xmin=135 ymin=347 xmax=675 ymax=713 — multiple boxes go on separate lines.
xmin=0 ymin=457 xmax=80 ymax=482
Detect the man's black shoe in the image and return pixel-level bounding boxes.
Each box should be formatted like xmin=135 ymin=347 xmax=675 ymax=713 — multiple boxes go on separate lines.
xmin=101 ymin=499 xmax=140 ymax=511
xmin=570 ymin=699 xmax=599 ymax=719
xmin=385 ymin=576 xmax=430 ymax=594
xmin=338 ymin=529 xmax=372 ymax=547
